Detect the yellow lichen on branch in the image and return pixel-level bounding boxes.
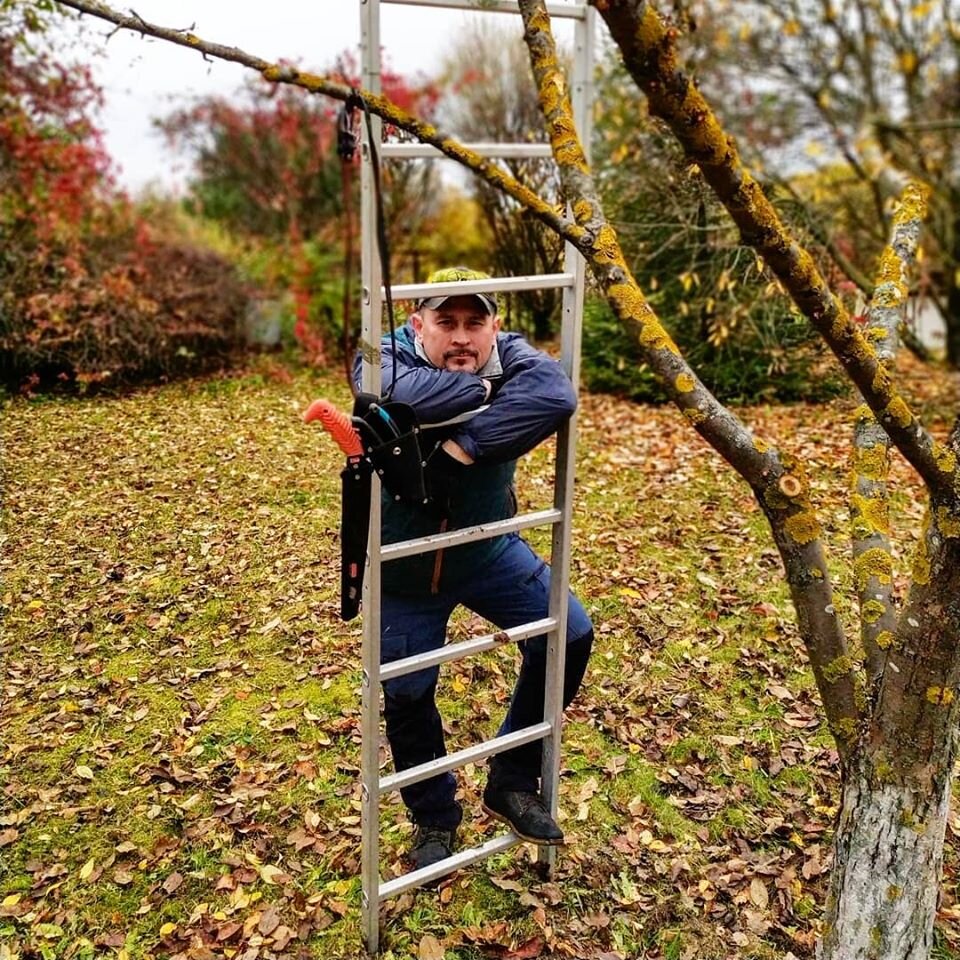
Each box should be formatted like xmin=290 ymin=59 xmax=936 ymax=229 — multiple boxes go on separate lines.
xmin=875 ymin=631 xmax=896 ymax=650
xmin=594 ymin=225 xmax=626 ymax=268
xmin=883 ymin=396 xmax=914 ymax=428
xmin=935 ymin=507 xmax=960 ymax=538
xmin=821 ymin=655 xmax=856 ymax=684
xmin=784 ymin=511 xmax=821 ymax=545
xmin=861 ymin=599 xmax=887 ymax=624
xmin=605 ymin=282 xmax=680 ymax=356
xmin=852 ymin=443 xmax=890 ymax=482
xmin=925 ymin=686 xmax=955 ymax=706
xmin=853 ymin=547 xmax=893 ymax=590
xmin=850 ymin=492 xmax=890 ymax=538
xmin=932 ymin=443 xmax=957 ymax=474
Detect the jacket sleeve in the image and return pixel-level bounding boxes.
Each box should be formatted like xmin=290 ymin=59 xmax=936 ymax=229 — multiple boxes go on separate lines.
xmin=352 ymin=327 xmax=489 ymax=424
xmin=449 ymin=335 xmax=576 ymax=463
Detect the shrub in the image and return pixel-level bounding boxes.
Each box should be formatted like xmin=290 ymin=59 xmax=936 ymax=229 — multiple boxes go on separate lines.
xmin=581 ymin=296 xmax=846 ymax=405
xmin=0 ymin=235 xmax=249 ymax=391
xmin=0 ymin=17 xmax=249 ymax=392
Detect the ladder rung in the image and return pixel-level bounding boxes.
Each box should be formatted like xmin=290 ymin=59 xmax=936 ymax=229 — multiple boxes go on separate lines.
xmin=383 ymin=0 xmax=587 ymax=19
xmin=381 ymin=142 xmax=552 ymax=160
xmin=385 ymin=273 xmax=576 ymax=303
xmin=381 ymin=509 xmax=562 ymax=560
xmin=380 ymin=617 xmax=556 ymax=681
xmin=378 ymin=833 xmax=520 ymax=900
xmin=379 ymin=722 xmax=552 ymax=794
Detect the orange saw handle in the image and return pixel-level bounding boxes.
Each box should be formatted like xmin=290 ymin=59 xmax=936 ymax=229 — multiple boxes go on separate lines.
xmin=303 ymin=399 xmax=364 ymax=458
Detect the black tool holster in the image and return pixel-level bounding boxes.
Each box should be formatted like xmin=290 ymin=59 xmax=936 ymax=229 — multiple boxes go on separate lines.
xmin=352 ymin=392 xmax=429 ymax=506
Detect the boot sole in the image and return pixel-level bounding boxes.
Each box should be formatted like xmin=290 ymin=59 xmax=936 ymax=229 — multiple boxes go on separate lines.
xmin=481 ymin=802 xmax=565 ymax=846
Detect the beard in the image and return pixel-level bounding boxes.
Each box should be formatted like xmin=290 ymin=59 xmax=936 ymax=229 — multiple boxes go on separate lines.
xmin=443 ymin=349 xmax=479 ymax=370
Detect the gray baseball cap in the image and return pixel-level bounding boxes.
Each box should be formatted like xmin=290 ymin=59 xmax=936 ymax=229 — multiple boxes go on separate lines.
xmin=416 ymin=266 xmax=497 ymax=315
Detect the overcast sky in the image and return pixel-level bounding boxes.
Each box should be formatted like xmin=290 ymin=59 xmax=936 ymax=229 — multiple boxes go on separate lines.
xmin=58 ymin=1 xmax=577 ymax=194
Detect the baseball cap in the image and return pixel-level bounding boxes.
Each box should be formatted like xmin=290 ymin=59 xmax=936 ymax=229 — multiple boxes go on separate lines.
xmin=416 ymin=266 xmax=498 ymax=315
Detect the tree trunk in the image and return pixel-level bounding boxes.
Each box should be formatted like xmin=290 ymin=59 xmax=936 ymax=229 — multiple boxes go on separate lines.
xmin=945 ymin=274 xmax=960 ymax=370
xmin=819 ymin=756 xmax=953 ymax=959
xmin=822 ymin=514 xmax=960 ymax=959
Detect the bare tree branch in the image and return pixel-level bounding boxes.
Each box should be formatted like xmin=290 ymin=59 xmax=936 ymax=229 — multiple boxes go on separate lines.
xmin=518 ymin=0 xmax=863 ymax=753
xmin=595 ymin=0 xmax=958 ymax=504
xmin=56 ymin=0 xmax=583 ymax=249
xmin=851 ymin=182 xmax=929 ymax=686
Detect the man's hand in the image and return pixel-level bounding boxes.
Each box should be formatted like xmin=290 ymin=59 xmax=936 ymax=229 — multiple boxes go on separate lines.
xmin=441 ymin=438 xmax=474 ymax=464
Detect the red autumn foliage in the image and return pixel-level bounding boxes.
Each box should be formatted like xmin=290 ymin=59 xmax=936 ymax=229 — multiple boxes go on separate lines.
xmin=158 ymin=55 xmax=441 ymax=365
xmin=0 ymin=25 xmax=248 ymax=391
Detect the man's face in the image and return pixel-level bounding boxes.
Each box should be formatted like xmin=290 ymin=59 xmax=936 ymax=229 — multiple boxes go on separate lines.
xmin=411 ymin=295 xmax=500 ymax=374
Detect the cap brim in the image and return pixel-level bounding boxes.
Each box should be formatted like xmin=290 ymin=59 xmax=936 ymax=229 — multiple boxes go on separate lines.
xmin=417 ymin=293 xmax=497 ymax=315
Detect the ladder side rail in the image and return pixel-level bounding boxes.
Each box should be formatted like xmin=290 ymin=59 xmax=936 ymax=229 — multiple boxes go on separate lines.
xmin=536 ymin=3 xmax=595 ymax=872
xmin=383 ymin=0 xmax=587 ymax=18
xmin=360 ymin=0 xmax=385 ymax=953
xmin=380 ymin=616 xmax=556 ymax=681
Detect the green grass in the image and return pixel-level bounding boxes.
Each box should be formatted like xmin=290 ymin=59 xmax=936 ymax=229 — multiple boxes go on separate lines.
xmin=3 ymin=360 xmax=960 ymax=958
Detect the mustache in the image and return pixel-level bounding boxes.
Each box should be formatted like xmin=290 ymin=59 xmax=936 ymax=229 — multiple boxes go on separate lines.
xmin=443 ymin=349 xmax=479 ymax=360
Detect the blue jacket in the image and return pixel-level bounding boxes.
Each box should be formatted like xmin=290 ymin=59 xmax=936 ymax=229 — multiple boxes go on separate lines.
xmin=354 ymin=323 xmax=577 ymax=595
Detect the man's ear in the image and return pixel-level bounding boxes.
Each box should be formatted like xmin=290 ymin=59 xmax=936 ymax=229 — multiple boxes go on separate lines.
xmin=410 ymin=312 xmax=424 ymax=338
xmin=492 ymin=314 xmax=502 ymax=335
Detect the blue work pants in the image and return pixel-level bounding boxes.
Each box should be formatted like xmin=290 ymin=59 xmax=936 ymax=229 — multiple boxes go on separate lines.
xmin=380 ymin=534 xmax=593 ymax=829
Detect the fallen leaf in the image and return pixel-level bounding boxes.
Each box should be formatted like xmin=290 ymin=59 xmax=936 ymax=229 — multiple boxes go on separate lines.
xmin=418 ymin=933 xmax=445 ymax=960
xmin=258 ymin=904 xmax=281 ymax=935
xmin=749 ymin=877 xmax=769 ymax=909
xmin=216 ymin=921 xmax=242 ymax=942
xmin=259 ymin=864 xmax=290 ymax=885
xmin=162 ymin=871 xmax=184 ymax=895
xmin=503 ymin=936 xmax=545 ymax=959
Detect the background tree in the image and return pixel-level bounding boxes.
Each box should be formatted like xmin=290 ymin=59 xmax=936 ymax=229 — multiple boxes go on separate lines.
xmin=159 ymin=61 xmax=442 ymax=365
xmin=52 ymin=2 xmax=960 ymax=957
xmin=679 ymin=0 xmax=960 ymax=366
xmin=587 ymin=43 xmax=844 ymax=402
xmin=437 ymin=19 xmax=565 ymax=339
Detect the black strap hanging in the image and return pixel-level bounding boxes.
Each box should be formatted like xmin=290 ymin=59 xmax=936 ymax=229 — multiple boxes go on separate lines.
xmin=335 ymin=92 xmax=400 ymax=392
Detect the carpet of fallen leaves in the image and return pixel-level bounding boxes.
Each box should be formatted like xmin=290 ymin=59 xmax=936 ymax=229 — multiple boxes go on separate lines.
xmin=3 ymin=354 xmax=960 ymax=960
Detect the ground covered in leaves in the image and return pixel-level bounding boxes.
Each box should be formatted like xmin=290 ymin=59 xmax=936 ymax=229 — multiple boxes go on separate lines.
xmin=3 ymin=356 xmax=960 ymax=960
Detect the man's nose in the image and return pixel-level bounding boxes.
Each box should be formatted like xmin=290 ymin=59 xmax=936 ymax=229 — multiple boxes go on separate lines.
xmin=451 ymin=326 xmax=470 ymax=343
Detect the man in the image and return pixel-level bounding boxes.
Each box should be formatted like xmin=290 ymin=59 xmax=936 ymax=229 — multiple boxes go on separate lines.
xmin=356 ymin=266 xmax=593 ymax=870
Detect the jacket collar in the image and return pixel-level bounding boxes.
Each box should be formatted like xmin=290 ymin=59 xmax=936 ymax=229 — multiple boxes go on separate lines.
xmin=413 ymin=333 xmax=504 ymax=377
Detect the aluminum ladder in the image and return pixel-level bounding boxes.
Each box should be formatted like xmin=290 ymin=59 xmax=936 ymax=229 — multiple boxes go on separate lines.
xmin=357 ymin=0 xmax=595 ymax=952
